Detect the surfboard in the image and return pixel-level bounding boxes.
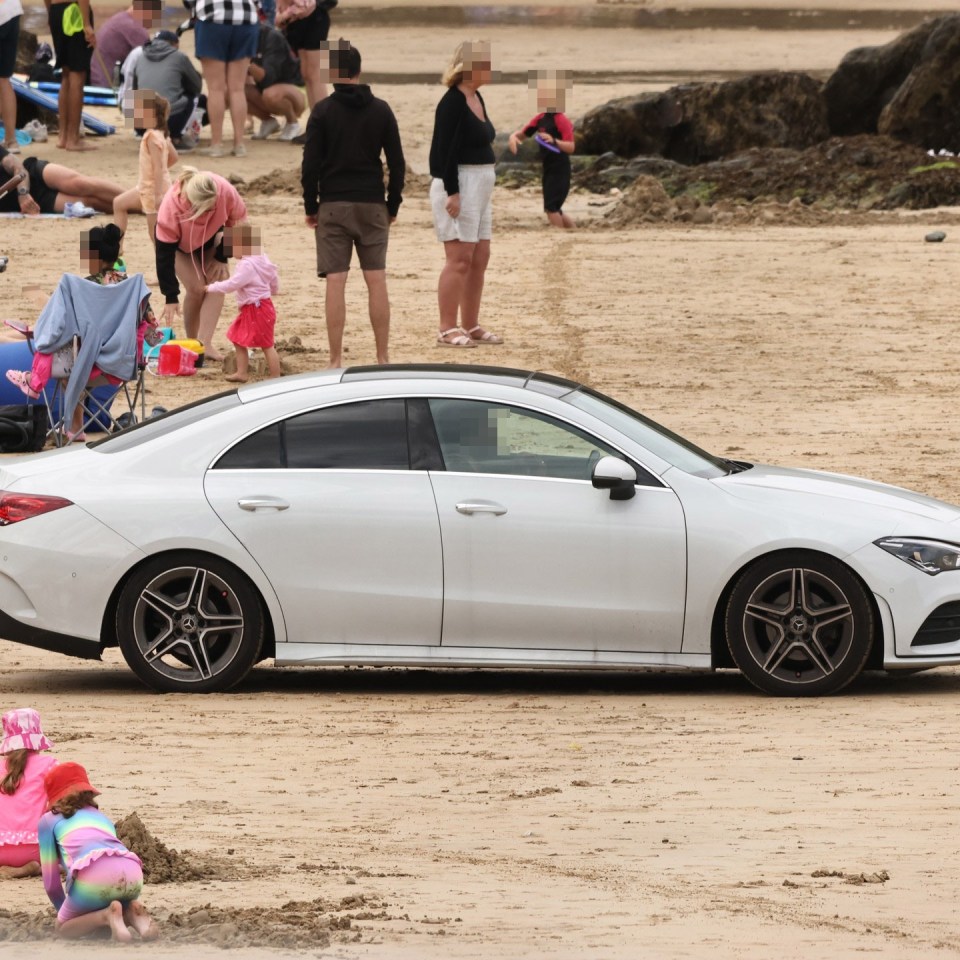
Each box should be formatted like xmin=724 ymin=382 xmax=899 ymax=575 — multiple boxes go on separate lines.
xmin=11 ymin=78 xmax=116 ymax=136
xmin=30 ymin=82 xmax=119 ymax=107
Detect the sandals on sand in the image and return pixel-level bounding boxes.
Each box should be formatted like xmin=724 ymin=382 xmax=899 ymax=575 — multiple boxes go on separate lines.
xmin=5 ymin=369 xmax=39 ymax=399
xmin=462 ymin=324 xmax=504 ymax=345
xmin=437 ymin=328 xmax=477 ymax=348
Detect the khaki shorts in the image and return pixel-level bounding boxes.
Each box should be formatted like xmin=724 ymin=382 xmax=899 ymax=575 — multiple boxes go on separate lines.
xmin=315 ymin=201 xmax=390 ymax=276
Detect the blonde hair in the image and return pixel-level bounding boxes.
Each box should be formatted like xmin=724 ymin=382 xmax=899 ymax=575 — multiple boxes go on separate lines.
xmin=442 ymin=40 xmax=490 ymax=88
xmin=175 ymin=167 xmax=219 ymax=220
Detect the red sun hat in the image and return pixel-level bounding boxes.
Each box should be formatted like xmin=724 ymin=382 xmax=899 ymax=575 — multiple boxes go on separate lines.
xmin=43 ymin=761 xmax=100 ymax=809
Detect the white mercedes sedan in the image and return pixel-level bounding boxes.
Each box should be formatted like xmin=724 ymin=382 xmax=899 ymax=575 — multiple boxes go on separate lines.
xmin=1 ymin=365 xmax=958 ymax=696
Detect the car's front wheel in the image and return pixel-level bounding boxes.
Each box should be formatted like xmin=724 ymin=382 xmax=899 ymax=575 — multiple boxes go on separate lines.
xmin=725 ymin=551 xmax=874 ymax=696
xmin=117 ymin=553 xmax=265 ymax=693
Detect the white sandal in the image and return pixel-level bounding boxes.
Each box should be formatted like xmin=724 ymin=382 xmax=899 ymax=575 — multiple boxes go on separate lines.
xmin=462 ymin=324 xmax=504 ymax=345
xmin=436 ymin=328 xmax=477 ymax=348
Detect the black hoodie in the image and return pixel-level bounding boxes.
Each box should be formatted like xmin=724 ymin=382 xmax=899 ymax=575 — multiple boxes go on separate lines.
xmin=300 ymin=83 xmax=405 ymax=218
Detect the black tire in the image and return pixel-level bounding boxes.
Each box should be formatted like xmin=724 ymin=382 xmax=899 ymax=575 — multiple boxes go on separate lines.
xmin=724 ymin=550 xmax=874 ymax=697
xmin=117 ymin=552 xmax=265 ymax=693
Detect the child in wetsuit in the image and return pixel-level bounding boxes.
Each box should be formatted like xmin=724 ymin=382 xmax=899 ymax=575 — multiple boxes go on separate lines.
xmin=508 ymin=70 xmax=575 ymax=229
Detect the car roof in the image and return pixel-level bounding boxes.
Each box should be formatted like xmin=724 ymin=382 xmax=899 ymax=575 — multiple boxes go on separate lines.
xmin=237 ymin=364 xmax=583 ymax=402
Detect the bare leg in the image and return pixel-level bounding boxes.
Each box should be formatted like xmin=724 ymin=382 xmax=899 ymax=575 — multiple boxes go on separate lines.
xmin=437 ymin=239 xmax=474 ymax=333
xmin=44 ymin=163 xmax=124 ymax=213
xmin=122 ymin=900 xmax=159 ymax=941
xmin=324 ymin=271 xmax=348 ymax=368
xmin=195 ymin=290 xmax=226 ymax=361
xmin=63 ymin=71 xmax=95 ymax=151
xmin=175 ymin=250 xmax=206 ymax=341
xmin=201 ymin=58 xmax=227 ymax=148
xmin=0 ymin=77 xmax=17 ymax=149
xmin=362 ymin=268 xmax=390 ymax=365
xmin=0 ymin=861 xmax=40 ymax=879
xmin=547 ymin=211 xmax=574 ymax=229
xmin=263 ymin=346 xmax=281 ymax=378
xmin=57 ymin=901 xmax=131 ymax=942
xmin=460 ymin=239 xmax=490 ymax=332
xmin=225 ymin=345 xmax=249 ymax=382
xmin=57 ymin=78 xmax=67 ymax=148
xmin=112 ymin=187 xmax=142 ymax=235
xmin=146 ymin=212 xmax=158 ymax=245
xmin=245 ymin=86 xmax=271 ymax=122
xmin=226 ymin=58 xmax=250 ymax=150
xmin=299 ymin=49 xmax=328 ymax=109
xmin=261 ymin=84 xmax=305 ymax=124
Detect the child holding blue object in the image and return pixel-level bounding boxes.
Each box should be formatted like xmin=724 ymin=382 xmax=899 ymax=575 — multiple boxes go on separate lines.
xmin=508 ymin=70 xmax=575 ymax=229
xmin=39 ymin=761 xmax=159 ymax=942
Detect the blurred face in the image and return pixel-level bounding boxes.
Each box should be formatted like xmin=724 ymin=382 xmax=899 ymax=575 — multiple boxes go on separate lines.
xmin=225 ymin=225 xmax=261 ymax=258
xmin=124 ymin=91 xmax=158 ymax=129
xmin=132 ymin=0 xmax=161 ymax=31
xmin=530 ymin=71 xmax=571 ymax=112
xmin=80 ymin=231 xmax=102 ymax=273
xmin=463 ymin=43 xmax=493 ymax=88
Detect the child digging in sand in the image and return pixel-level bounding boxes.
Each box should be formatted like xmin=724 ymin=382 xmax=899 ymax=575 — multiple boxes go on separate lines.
xmin=206 ymin=223 xmax=281 ymax=382
xmin=0 ymin=709 xmax=57 ymax=880
xmin=508 ymin=70 xmax=575 ymax=229
xmin=39 ymin=761 xmax=159 ymax=942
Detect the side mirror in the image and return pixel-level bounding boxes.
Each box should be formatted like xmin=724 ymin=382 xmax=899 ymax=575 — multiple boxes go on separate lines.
xmin=591 ymin=456 xmax=637 ymax=501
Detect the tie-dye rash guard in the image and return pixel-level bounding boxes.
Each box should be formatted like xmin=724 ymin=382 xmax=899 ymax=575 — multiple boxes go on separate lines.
xmin=38 ymin=807 xmax=142 ymax=910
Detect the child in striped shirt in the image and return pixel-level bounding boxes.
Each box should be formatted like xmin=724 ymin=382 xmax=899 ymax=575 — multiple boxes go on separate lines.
xmin=38 ymin=762 xmax=159 ymax=942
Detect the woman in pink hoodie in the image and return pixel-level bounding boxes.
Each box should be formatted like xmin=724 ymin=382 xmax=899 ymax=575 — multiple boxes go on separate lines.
xmin=206 ymin=222 xmax=281 ymax=382
xmin=154 ymin=167 xmax=248 ymax=362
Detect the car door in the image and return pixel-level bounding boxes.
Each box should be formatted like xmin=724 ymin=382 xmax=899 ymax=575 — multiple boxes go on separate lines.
xmin=204 ymin=397 xmax=443 ymax=646
xmin=426 ymin=398 xmax=687 ymax=653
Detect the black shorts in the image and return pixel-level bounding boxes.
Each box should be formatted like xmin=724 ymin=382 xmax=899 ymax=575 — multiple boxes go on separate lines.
xmin=25 ymin=158 xmax=59 ymax=213
xmin=542 ymin=164 xmax=570 ymax=214
xmin=0 ymin=15 xmax=19 ymax=79
xmin=283 ymin=7 xmax=329 ymax=53
xmin=49 ymin=2 xmax=94 ymax=74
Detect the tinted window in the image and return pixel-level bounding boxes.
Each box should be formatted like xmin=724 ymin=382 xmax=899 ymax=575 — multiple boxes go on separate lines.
xmin=428 ymin=398 xmax=648 ymax=482
xmin=286 ymin=399 xmax=408 ymax=469
xmin=216 ymin=398 xmax=410 ymax=470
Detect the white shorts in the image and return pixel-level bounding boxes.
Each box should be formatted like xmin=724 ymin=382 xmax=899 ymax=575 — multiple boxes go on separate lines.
xmin=430 ymin=165 xmax=495 ymax=243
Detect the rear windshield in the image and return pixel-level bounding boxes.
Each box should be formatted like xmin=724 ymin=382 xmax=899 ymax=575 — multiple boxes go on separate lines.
xmin=90 ymin=391 xmax=241 ymax=453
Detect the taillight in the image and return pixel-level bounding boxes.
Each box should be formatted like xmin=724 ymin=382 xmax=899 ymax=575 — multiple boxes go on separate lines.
xmin=0 ymin=493 xmax=73 ymax=526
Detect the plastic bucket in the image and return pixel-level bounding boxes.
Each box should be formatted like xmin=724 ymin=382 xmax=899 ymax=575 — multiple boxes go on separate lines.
xmin=157 ymin=344 xmax=199 ymax=376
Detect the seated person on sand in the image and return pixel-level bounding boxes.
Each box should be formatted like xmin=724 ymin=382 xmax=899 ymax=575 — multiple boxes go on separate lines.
xmin=0 ymin=145 xmax=123 ymax=215
xmin=6 ymin=223 xmax=162 ymax=441
xmin=246 ymin=22 xmax=305 ymax=141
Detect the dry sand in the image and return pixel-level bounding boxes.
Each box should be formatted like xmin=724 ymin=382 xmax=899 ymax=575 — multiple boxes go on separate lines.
xmin=3 ymin=1 xmax=960 ymax=956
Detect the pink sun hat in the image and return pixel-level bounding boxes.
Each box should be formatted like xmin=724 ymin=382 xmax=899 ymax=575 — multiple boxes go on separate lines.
xmin=1 ymin=708 xmax=54 ymax=754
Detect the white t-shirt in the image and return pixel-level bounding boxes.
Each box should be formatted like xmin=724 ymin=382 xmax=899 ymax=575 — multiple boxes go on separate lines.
xmin=0 ymin=0 xmax=24 ymax=29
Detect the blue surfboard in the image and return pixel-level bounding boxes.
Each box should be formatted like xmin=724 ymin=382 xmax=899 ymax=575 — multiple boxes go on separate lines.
xmin=11 ymin=78 xmax=115 ymax=136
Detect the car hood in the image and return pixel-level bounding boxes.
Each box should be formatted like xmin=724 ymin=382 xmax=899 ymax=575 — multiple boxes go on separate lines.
xmin=715 ymin=463 xmax=960 ymax=526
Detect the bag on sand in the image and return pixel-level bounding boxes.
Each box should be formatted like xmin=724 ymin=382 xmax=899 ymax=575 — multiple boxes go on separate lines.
xmin=0 ymin=405 xmax=49 ymax=453
xmin=180 ymin=103 xmax=205 ymax=148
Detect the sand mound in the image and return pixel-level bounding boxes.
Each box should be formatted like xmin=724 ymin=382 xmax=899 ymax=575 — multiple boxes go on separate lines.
xmin=115 ymin=812 xmax=239 ymax=884
xmin=0 ymin=908 xmax=53 ymax=942
xmin=236 ymin=166 xmax=432 ymax=199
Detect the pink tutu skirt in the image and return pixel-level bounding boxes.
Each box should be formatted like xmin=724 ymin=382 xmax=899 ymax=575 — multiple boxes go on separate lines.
xmin=226 ymin=298 xmax=276 ymax=349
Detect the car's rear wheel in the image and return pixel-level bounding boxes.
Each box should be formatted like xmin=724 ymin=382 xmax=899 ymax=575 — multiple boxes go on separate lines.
xmin=117 ymin=553 xmax=264 ymax=693
xmin=724 ymin=551 xmax=874 ymax=696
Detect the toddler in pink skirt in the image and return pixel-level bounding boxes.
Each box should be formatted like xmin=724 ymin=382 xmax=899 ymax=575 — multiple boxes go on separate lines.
xmin=206 ymin=223 xmax=281 ymax=382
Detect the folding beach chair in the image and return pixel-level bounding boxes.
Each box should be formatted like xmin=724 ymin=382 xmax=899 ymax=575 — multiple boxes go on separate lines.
xmin=25 ymin=273 xmax=152 ymax=446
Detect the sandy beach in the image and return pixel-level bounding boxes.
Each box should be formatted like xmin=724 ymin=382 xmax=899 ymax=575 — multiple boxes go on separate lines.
xmin=3 ymin=0 xmax=960 ymax=956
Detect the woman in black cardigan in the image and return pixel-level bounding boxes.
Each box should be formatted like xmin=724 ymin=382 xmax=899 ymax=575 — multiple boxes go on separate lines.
xmin=428 ymin=41 xmax=504 ymax=347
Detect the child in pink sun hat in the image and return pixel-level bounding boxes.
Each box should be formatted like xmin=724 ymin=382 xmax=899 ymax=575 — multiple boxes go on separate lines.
xmin=0 ymin=708 xmax=57 ymax=879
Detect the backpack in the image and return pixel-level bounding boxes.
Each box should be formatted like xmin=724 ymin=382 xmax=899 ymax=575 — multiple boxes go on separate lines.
xmin=0 ymin=405 xmax=50 ymax=454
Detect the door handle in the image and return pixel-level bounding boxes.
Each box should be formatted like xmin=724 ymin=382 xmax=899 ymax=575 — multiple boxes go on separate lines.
xmin=238 ymin=497 xmax=290 ymax=512
xmin=455 ymin=500 xmax=507 ymax=516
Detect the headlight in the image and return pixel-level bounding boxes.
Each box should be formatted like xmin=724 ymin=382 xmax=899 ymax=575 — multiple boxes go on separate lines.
xmin=875 ymin=537 xmax=960 ymax=575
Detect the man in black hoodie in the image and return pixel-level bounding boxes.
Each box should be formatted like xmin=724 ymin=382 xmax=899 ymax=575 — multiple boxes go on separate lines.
xmin=300 ymin=42 xmax=405 ymax=368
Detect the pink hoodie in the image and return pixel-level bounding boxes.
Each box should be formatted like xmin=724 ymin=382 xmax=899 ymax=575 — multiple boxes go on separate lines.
xmin=206 ymin=253 xmax=280 ymax=306
xmin=155 ymin=173 xmax=247 ymax=253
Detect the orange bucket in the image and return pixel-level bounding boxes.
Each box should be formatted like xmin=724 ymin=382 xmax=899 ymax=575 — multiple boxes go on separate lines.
xmin=157 ymin=343 xmax=199 ymax=376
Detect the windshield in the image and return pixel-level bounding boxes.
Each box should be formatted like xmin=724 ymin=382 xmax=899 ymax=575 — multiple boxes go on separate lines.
xmin=90 ymin=391 xmax=241 ymax=453
xmin=563 ymin=387 xmax=730 ymax=478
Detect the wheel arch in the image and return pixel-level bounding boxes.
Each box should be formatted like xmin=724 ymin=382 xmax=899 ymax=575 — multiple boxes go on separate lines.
xmin=99 ymin=548 xmax=277 ymax=661
xmin=709 ymin=547 xmax=884 ymax=671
